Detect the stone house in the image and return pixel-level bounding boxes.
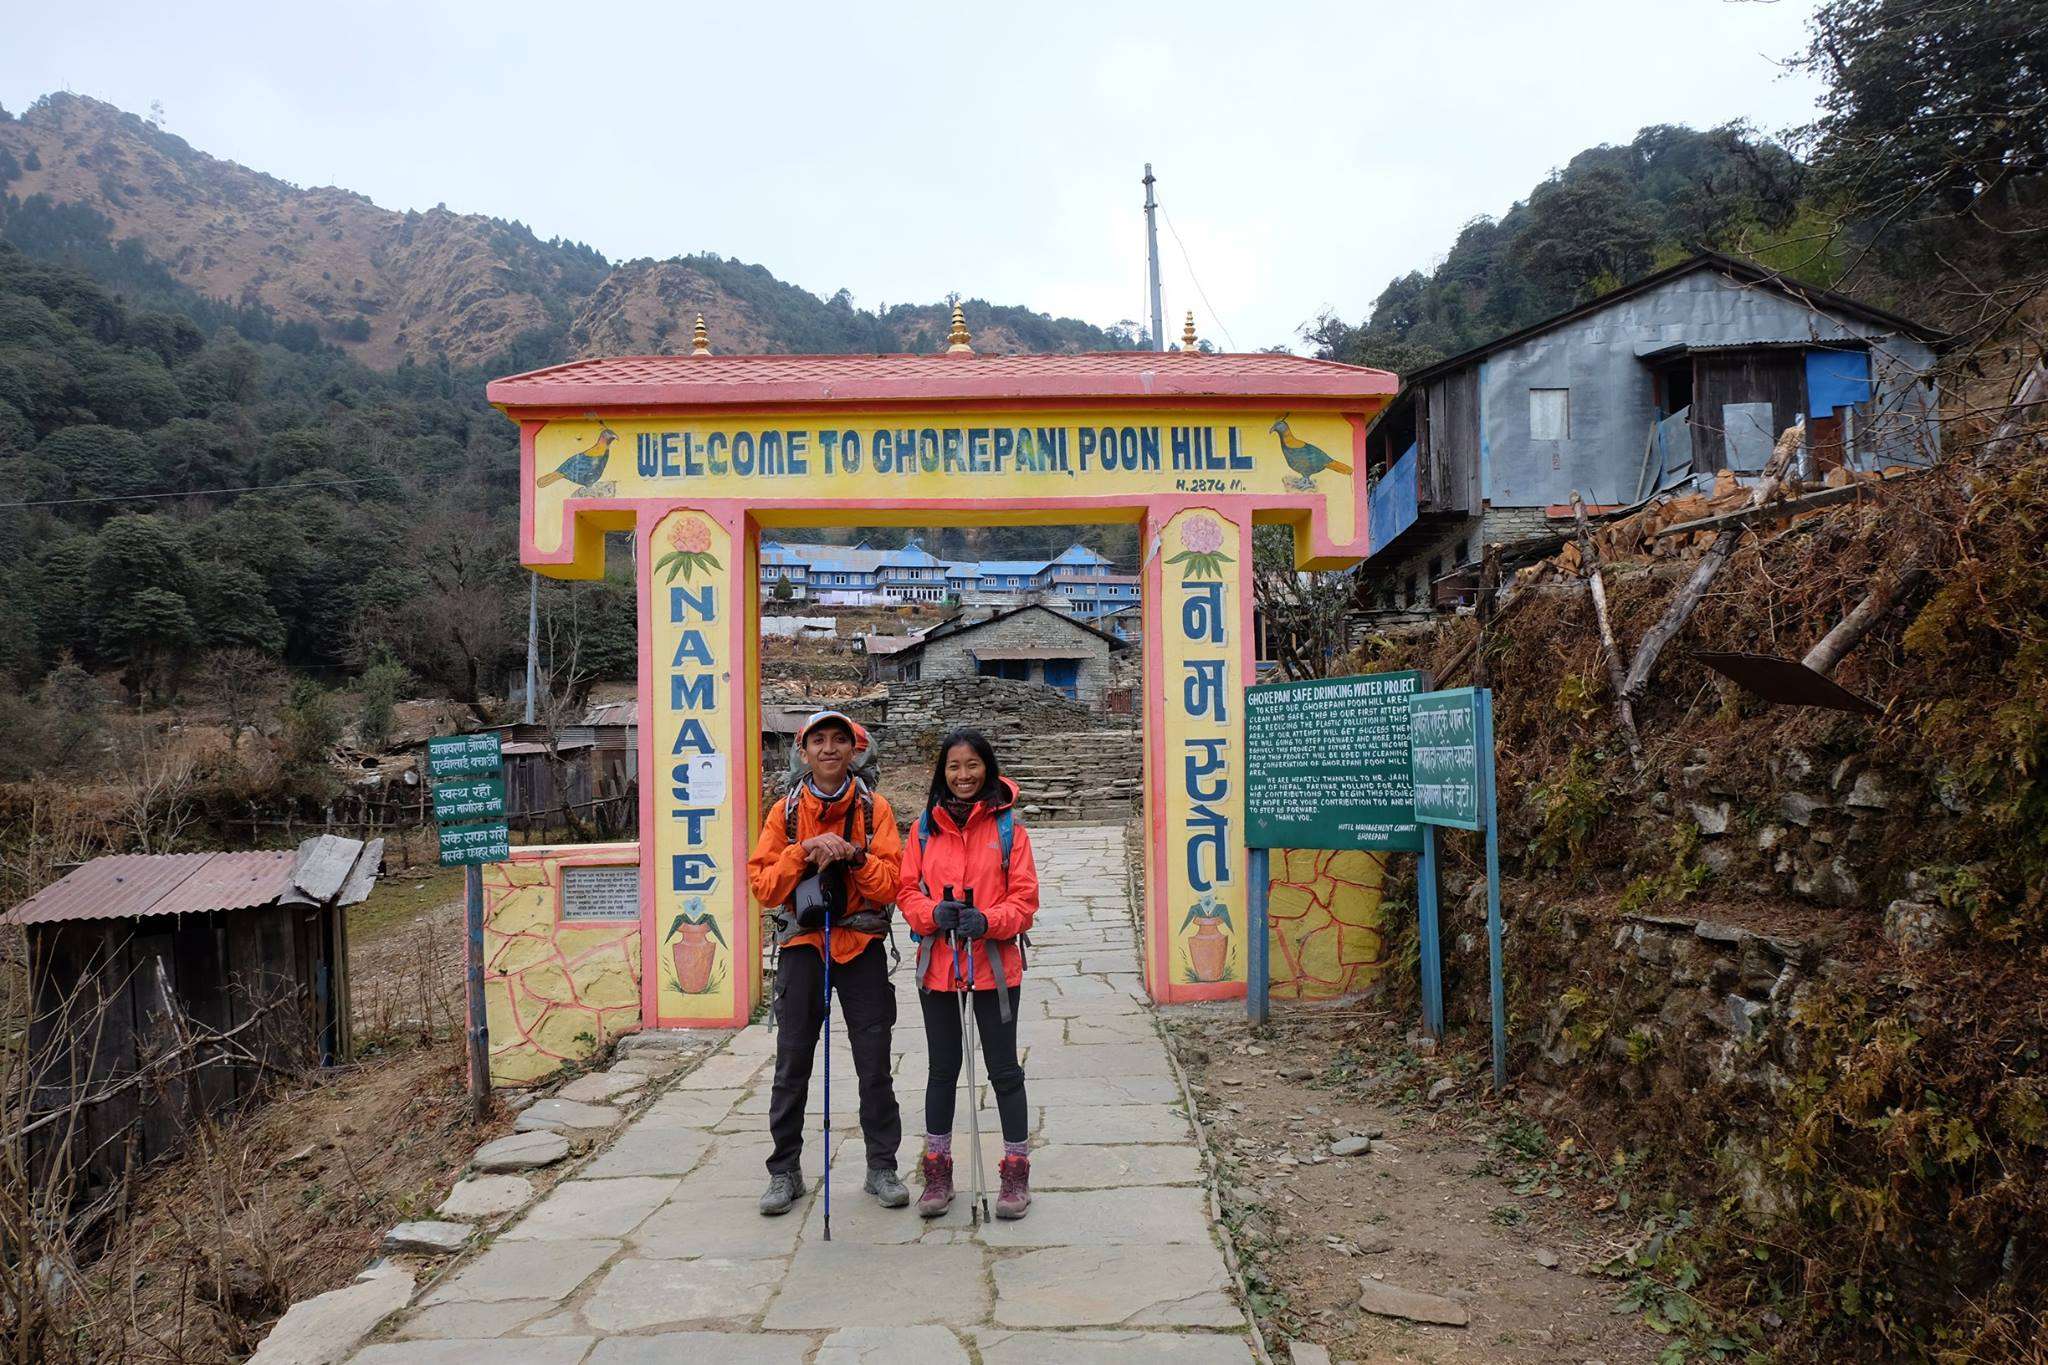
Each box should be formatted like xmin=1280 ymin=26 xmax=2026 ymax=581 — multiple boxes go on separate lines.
xmin=886 ymin=604 xmax=1131 ymax=704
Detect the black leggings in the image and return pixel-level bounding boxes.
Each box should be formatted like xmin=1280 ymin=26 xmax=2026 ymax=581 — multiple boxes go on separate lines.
xmin=920 ymin=983 xmax=1028 ymax=1144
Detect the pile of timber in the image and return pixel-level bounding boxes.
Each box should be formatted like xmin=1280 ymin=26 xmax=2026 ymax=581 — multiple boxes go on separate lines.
xmin=1553 ymin=465 xmax=1916 ymax=575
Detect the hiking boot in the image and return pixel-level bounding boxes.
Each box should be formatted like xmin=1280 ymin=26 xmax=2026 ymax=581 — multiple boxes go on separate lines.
xmin=917 ymin=1152 xmax=955 ymax=1219
xmin=995 ymin=1154 xmax=1032 ymax=1220
xmin=864 ymin=1167 xmax=910 ymax=1208
xmin=758 ymin=1170 xmax=806 ymax=1216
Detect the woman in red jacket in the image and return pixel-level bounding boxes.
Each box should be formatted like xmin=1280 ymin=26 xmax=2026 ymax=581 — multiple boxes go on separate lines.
xmin=898 ymin=728 xmax=1040 ymax=1219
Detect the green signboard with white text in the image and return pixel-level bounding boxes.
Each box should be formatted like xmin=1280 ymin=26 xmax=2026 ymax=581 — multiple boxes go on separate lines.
xmin=1244 ymin=671 xmax=1425 ymax=851
xmin=1409 ymin=688 xmax=1486 ymax=831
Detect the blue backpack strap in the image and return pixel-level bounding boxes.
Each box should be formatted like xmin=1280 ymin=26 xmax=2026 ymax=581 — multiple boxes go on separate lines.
xmin=995 ymin=809 xmax=1014 ymax=876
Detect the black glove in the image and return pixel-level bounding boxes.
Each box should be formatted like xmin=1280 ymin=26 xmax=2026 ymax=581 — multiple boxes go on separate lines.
xmin=932 ymin=899 xmax=965 ymax=933
xmin=955 ymin=908 xmax=989 ymax=940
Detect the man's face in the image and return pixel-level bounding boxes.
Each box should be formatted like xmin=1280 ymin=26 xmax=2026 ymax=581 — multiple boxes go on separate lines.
xmin=802 ymin=724 xmax=854 ymax=787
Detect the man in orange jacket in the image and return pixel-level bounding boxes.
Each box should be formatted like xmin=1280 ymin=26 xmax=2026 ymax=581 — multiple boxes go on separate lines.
xmin=747 ymin=710 xmax=908 ymax=1216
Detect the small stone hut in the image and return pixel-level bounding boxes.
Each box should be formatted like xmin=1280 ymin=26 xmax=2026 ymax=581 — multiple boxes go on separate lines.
xmin=888 ymin=604 xmax=1131 ymax=705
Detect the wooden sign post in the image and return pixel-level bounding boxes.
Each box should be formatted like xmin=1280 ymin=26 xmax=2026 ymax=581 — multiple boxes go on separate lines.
xmin=1409 ymin=687 xmax=1506 ymax=1089
xmin=429 ymin=732 xmax=507 ymax=1122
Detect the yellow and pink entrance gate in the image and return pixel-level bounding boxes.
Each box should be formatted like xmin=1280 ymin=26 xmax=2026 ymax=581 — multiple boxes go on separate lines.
xmin=484 ymin=338 xmax=1394 ymax=1058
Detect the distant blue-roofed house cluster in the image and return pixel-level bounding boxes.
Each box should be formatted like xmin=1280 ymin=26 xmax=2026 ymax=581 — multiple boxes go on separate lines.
xmin=757 ymin=537 xmax=1139 ymax=632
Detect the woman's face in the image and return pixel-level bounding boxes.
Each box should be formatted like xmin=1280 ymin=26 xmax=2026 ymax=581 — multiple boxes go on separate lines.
xmin=944 ymin=744 xmax=987 ymax=800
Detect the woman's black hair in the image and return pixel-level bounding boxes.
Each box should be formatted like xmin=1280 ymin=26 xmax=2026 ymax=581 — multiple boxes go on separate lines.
xmin=925 ymin=727 xmax=1002 ymax=816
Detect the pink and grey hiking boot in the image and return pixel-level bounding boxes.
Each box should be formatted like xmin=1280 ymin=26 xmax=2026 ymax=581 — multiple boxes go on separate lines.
xmin=917 ymin=1151 xmax=954 ymax=1219
xmin=995 ymin=1154 xmax=1032 ymax=1219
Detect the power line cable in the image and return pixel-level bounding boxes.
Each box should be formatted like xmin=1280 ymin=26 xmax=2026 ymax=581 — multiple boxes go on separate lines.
xmin=0 ymin=474 xmax=393 ymax=510
xmin=1158 ymin=204 xmax=1240 ymax=352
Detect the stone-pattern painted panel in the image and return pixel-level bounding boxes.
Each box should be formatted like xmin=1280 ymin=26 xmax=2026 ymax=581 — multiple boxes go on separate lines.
xmin=1267 ymin=847 xmax=1391 ymax=1001
xmin=483 ymin=845 xmax=642 ymax=1085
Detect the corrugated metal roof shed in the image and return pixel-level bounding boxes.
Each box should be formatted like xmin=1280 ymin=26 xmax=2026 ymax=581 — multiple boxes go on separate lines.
xmin=7 ymin=851 xmax=290 ymax=926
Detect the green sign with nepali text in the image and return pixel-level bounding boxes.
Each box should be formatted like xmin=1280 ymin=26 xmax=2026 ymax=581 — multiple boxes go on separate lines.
xmin=432 ymin=775 xmax=506 ymax=823
xmin=1244 ymin=671 xmax=1424 ymax=851
xmin=1409 ymin=688 xmax=1486 ymax=831
xmin=438 ymin=821 xmax=511 ymax=866
xmin=427 ymin=732 xmax=503 ymax=779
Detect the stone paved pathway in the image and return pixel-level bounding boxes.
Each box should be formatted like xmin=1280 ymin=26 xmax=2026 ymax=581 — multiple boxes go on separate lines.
xmin=352 ymin=826 xmax=1255 ymax=1362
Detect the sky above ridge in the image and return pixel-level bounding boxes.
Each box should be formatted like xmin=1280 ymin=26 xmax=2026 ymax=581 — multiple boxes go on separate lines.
xmin=3 ymin=0 xmax=1829 ymax=352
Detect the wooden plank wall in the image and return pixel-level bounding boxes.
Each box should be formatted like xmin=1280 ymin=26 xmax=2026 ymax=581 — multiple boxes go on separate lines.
xmin=1691 ymin=352 xmax=1805 ymax=473
xmin=26 ymin=908 xmax=338 ymax=1190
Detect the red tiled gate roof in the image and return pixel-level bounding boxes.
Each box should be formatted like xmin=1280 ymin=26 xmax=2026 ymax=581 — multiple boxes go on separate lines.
xmin=489 ymin=351 xmax=1397 ymax=412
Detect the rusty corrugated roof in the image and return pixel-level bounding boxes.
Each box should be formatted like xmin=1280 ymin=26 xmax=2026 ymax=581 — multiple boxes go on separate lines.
xmin=4 ymin=850 xmax=296 ymax=927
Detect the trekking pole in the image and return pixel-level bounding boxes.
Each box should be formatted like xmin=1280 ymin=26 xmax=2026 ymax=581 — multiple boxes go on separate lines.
xmin=822 ymin=910 xmax=833 ymax=1242
xmin=960 ymin=888 xmax=992 ymax=1226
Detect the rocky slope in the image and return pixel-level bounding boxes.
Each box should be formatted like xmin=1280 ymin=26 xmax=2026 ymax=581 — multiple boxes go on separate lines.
xmin=0 ymin=94 xmax=1130 ymax=369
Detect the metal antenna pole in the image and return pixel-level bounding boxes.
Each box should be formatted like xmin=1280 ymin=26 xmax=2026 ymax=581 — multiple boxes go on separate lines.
xmin=1143 ymin=164 xmax=1165 ymax=353
xmin=523 ymin=572 xmax=538 ymax=725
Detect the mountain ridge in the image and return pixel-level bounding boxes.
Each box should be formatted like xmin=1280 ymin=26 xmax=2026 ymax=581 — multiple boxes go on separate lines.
xmin=0 ymin=93 xmax=1137 ymax=370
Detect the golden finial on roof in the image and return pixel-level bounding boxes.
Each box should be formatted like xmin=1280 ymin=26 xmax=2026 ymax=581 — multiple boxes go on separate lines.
xmin=946 ymin=303 xmax=973 ymax=355
xmin=1181 ymin=310 xmax=1199 ymax=353
xmin=690 ymin=315 xmax=711 ymax=356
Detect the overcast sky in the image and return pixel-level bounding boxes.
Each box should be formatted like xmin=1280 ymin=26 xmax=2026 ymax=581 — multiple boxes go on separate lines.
xmin=4 ymin=0 xmax=1827 ymax=352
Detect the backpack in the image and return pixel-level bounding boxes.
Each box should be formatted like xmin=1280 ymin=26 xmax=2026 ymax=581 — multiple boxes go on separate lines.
xmin=912 ymin=805 xmax=1028 ymax=1020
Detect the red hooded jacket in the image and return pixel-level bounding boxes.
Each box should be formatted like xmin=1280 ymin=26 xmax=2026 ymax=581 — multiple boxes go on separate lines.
xmin=897 ymin=776 xmax=1039 ymax=990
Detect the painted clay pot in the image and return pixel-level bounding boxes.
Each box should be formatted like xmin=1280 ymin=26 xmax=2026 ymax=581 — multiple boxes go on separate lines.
xmin=672 ymin=924 xmax=717 ymax=995
xmin=1187 ymin=915 xmax=1229 ymax=982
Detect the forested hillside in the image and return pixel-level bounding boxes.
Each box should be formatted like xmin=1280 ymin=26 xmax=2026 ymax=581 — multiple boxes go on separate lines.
xmin=1313 ymin=0 xmax=2046 ymax=379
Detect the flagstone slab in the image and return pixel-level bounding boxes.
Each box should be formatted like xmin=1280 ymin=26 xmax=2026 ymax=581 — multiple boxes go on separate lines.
xmin=1019 ymin=1075 xmax=1180 ymax=1106
xmin=673 ymin=1054 xmax=770 ymax=1090
xmin=581 ymin=1124 xmax=713 ymax=1178
xmin=437 ymin=1174 xmax=533 ymax=1219
xmin=763 ymin=1244 xmax=988 ymax=1328
xmin=582 ymin=1256 xmax=785 ymax=1332
xmin=817 ymin=1325 xmax=971 ymax=1363
xmin=471 ymin=1132 xmax=570 ymax=1172
xmin=514 ymin=1099 xmax=622 ymax=1132
xmin=586 ymin=1334 xmax=811 ymax=1364
xmin=992 ymin=1244 xmax=1240 ymax=1327
xmin=644 ymin=1088 xmax=746 ymax=1128
xmin=422 ymin=1238 xmax=619 ymax=1305
xmin=352 ymin=1339 xmax=593 ymax=1364
xmin=632 ymin=1194 xmax=805 ymax=1258
xmin=977 ymin=1186 xmax=1210 ymax=1246
xmin=395 ymin=1299 xmax=557 ymax=1340
xmin=250 ymin=1265 xmax=413 ymax=1365
xmin=557 ymin=1071 xmax=647 ymax=1104
xmin=971 ymin=1328 xmax=1255 ymax=1363
xmin=1024 ymin=1143 xmax=1203 ymax=1189
xmin=502 ymin=1177 xmax=678 ymax=1241
xmin=1038 ymin=1104 xmax=1193 ymax=1145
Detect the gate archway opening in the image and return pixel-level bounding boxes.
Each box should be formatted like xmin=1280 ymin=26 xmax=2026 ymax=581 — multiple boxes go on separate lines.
xmin=487 ymin=333 xmax=1395 ymax=1043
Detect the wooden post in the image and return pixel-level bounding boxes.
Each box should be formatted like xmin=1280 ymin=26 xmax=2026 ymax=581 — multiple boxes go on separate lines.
xmin=1802 ymin=566 xmax=1930 ymax=678
xmin=1246 ymin=847 xmax=1270 ymax=1025
xmin=464 ymin=865 xmax=489 ymax=1123
xmin=1569 ymin=492 xmax=1644 ymax=767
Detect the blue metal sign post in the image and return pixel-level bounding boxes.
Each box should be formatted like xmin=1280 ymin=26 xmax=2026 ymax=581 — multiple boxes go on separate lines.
xmin=1410 ymin=687 xmax=1506 ymax=1090
xmin=1247 ymin=847 xmax=1272 ymax=1025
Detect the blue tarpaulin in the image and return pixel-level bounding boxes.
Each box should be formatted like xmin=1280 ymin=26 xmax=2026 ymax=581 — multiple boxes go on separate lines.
xmin=1806 ymin=349 xmax=1871 ymax=419
xmin=1368 ymin=444 xmax=1419 ymax=553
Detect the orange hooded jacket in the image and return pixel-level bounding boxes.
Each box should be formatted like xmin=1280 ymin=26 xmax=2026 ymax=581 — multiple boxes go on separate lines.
xmin=747 ymin=780 xmax=903 ymax=965
xmin=897 ymin=777 xmax=1039 ymax=990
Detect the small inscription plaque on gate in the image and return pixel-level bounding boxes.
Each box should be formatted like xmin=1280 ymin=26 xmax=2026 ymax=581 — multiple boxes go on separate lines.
xmin=562 ymin=865 xmax=641 ymax=921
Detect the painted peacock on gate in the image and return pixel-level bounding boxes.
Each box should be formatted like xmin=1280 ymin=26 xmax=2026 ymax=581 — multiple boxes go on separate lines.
xmin=1270 ymin=415 xmax=1352 ymax=490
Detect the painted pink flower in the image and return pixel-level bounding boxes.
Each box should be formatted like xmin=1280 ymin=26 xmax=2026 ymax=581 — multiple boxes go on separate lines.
xmin=670 ymin=519 xmax=712 ymax=554
xmin=1180 ymin=517 xmax=1224 ymax=555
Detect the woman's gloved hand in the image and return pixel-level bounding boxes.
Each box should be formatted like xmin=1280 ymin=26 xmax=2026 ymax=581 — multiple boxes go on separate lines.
xmin=932 ymin=899 xmax=965 ymax=933
xmin=955 ymin=907 xmax=990 ymax=940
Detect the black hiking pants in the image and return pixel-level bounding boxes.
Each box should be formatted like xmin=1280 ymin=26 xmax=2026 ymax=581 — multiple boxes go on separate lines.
xmin=768 ymin=938 xmax=901 ymax=1176
xmin=920 ymin=982 xmax=1028 ymax=1144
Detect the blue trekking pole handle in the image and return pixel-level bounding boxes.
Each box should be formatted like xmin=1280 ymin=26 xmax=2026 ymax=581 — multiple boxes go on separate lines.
xmin=822 ymin=909 xmax=832 ymax=1242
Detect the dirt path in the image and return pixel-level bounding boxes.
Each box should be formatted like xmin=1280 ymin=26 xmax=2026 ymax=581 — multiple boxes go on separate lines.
xmin=347 ymin=868 xmax=467 ymax=1043
xmin=1164 ymin=1005 xmax=1658 ymax=1364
